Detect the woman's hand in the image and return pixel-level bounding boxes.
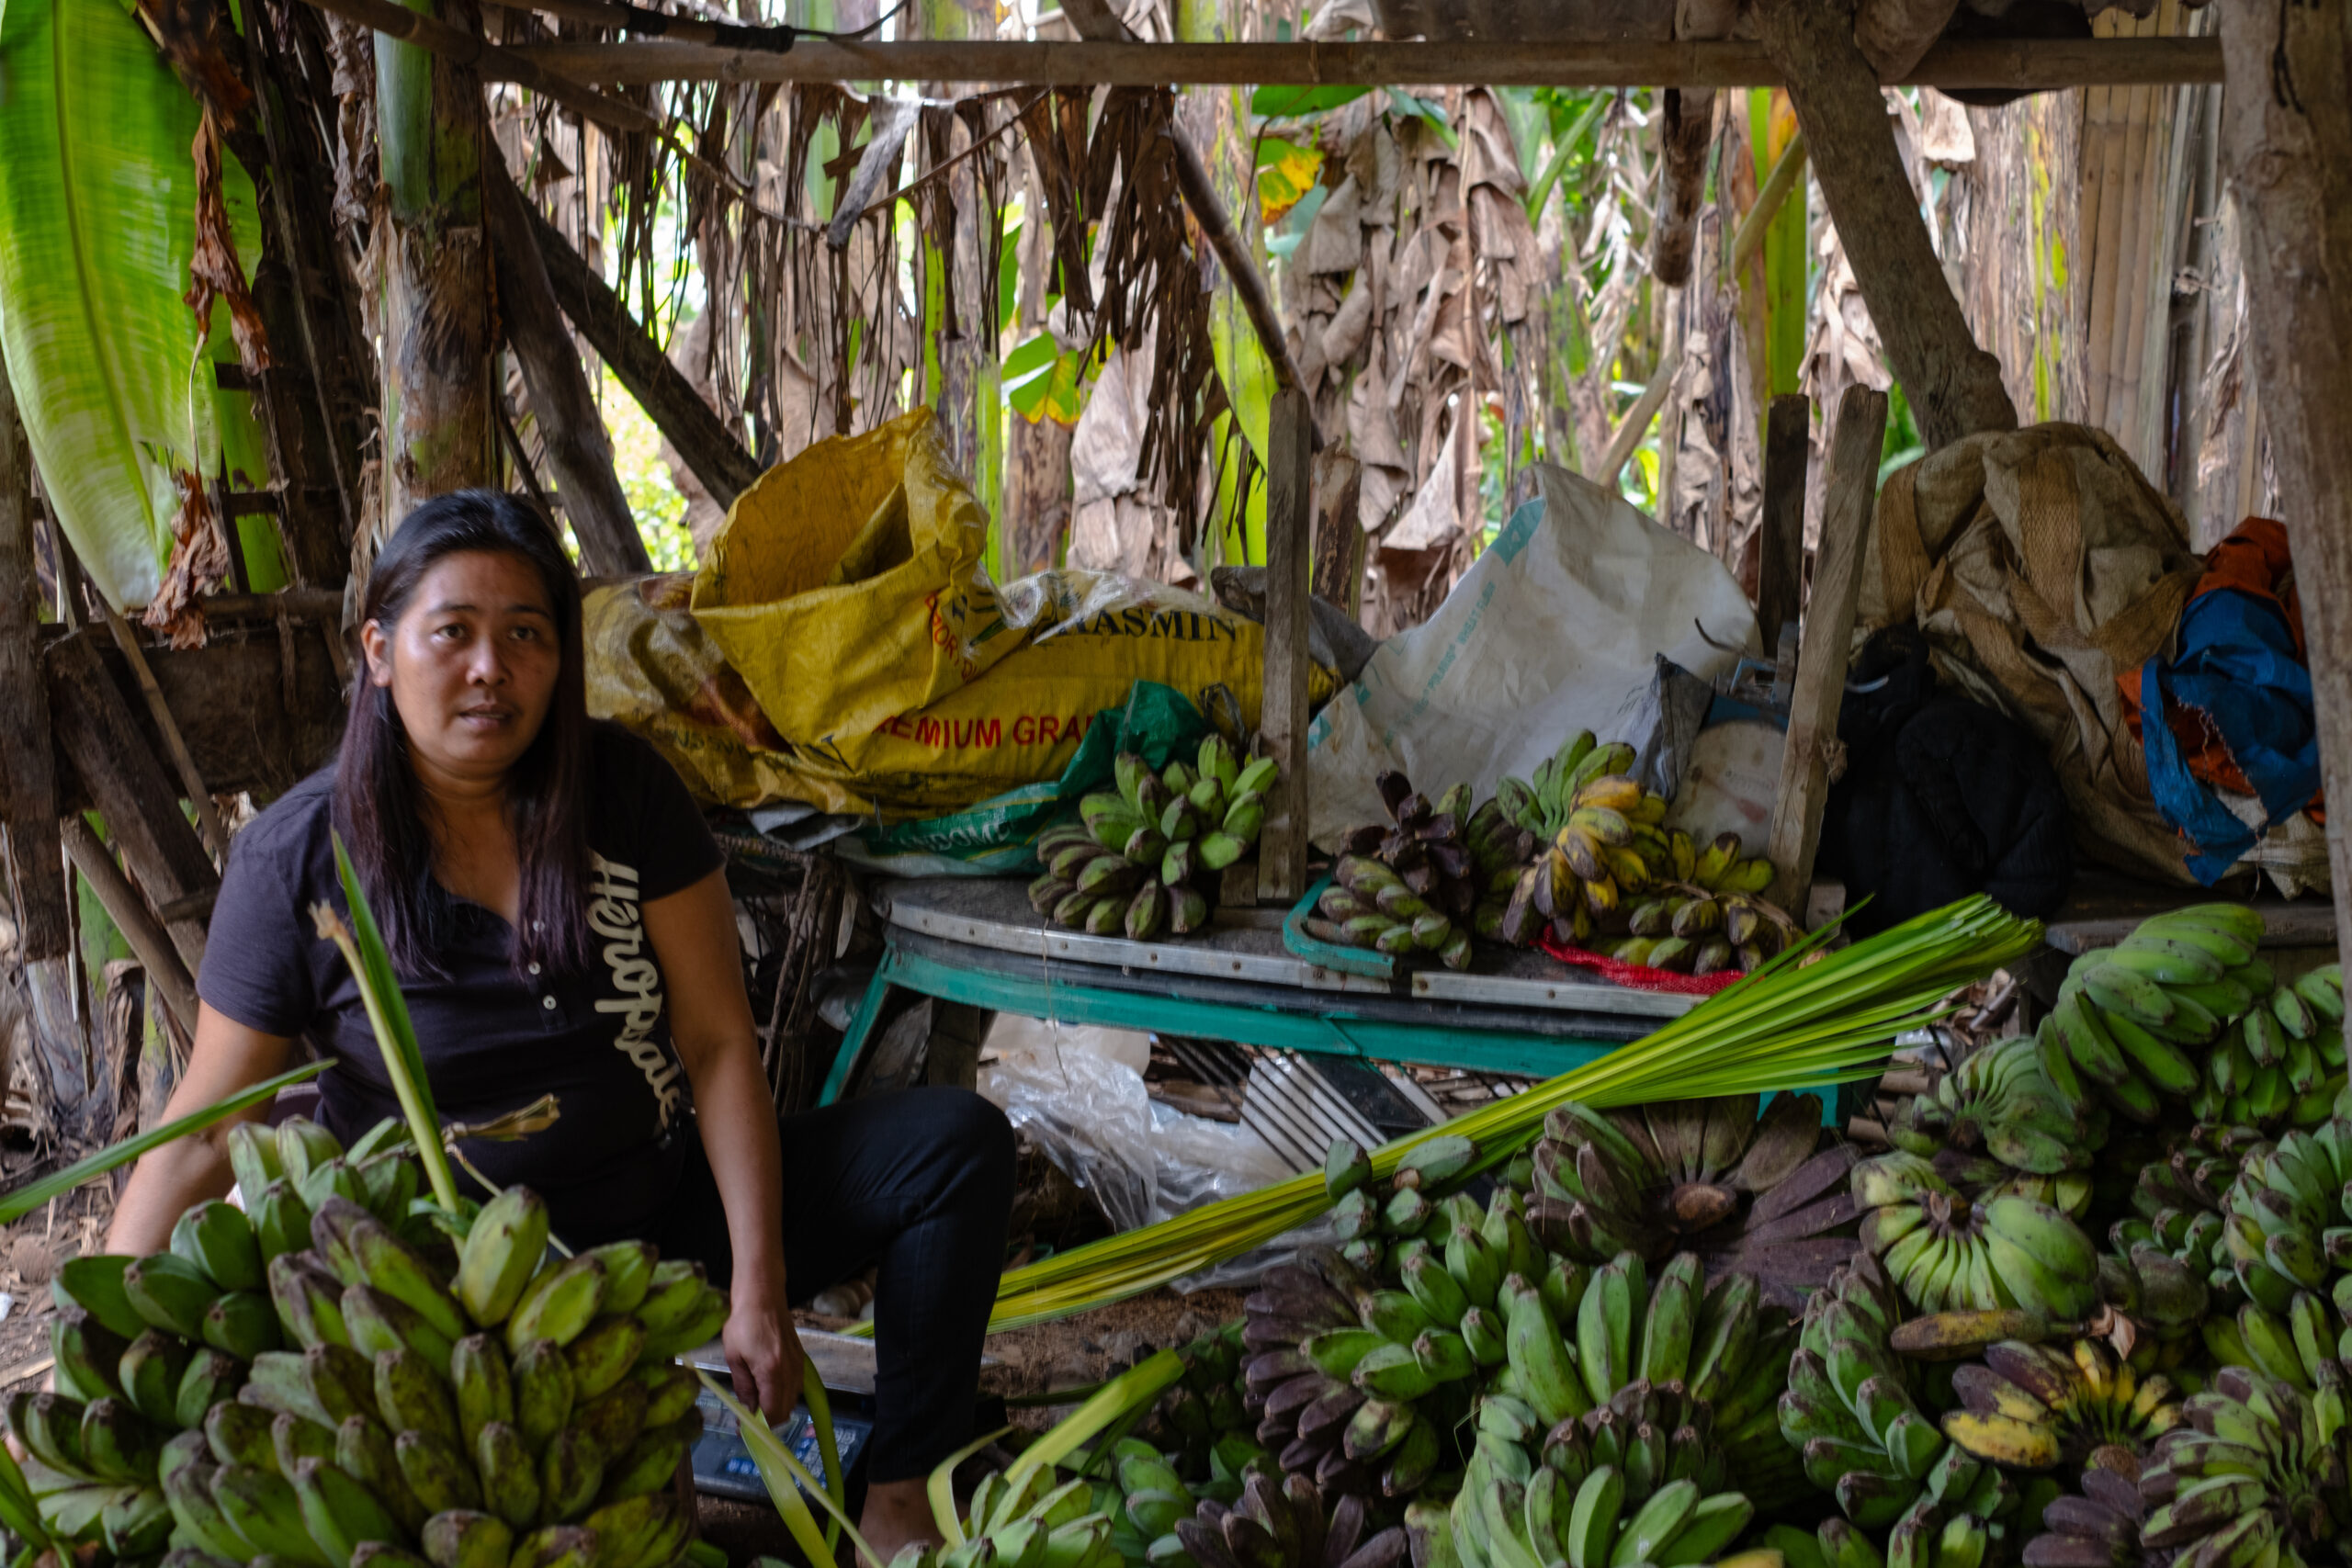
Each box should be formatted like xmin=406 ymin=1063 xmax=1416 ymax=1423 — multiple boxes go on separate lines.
xmin=724 ymin=1265 xmax=808 ymax=1426
xmin=109 ymin=1006 xmax=292 ymax=1256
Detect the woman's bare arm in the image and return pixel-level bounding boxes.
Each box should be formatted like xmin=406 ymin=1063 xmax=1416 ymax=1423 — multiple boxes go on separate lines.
xmin=107 ymin=1005 xmax=294 ymax=1255
xmin=643 ymin=867 xmax=802 ymax=1423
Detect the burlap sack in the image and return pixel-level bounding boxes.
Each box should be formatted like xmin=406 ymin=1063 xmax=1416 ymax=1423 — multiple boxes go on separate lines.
xmin=1860 ymin=423 xmax=2207 ymax=884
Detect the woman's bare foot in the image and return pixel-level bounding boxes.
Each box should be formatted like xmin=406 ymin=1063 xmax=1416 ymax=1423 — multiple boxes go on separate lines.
xmin=860 ymin=1477 xmax=946 ymax=1564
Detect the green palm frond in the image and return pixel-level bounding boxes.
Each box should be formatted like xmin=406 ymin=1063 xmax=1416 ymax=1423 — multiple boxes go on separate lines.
xmin=967 ymin=896 xmax=2041 ymax=1332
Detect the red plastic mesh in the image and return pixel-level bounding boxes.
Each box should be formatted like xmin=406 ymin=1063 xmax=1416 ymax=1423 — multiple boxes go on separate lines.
xmin=1533 ymin=931 xmax=1747 ymax=998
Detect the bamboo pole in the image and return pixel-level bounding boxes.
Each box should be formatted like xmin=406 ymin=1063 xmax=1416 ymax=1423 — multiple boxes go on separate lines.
xmin=498 ymin=35 xmax=2221 ymax=89
xmin=98 ymin=604 xmax=230 ymax=863
xmin=1726 ymin=129 xmax=1807 ymax=281
xmin=59 ymin=820 xmax=198 ymax=1039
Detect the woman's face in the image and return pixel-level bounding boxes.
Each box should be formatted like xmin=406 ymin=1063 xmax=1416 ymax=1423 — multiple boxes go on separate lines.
xmin=362 ymin=549 xmax=562 ymax=788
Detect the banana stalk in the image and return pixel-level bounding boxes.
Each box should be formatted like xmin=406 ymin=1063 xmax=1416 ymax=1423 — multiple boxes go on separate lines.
xmin=312 ymin=835 xmax=463 ymax=1213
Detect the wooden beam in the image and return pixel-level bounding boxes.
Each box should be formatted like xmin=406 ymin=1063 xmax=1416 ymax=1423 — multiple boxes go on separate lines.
xmin=1853 ymin=0 xmax=1964 ymax=82
xmin=292 ymin=0 xmax=665 ymax=137
xmin=1650 ymin=89 xmax=1715 ymax=288
xmin=47 ymin=635 xmax=221 ymax=976
xmin=1760 ymin=0 xmax=2017 ymax=450
xmin=1755 ymin=394 xmax=1809 ymax=654
xmin=0 ymin=356 xmax=68 ymax=964
xmin=60 ymin=818 xmax=198 ymax=1039
xmin=1766 ymin=385 xmax=1887 ymax=916
xmin=2218 ymin=4 xmax=2352 ymax=988
xmin=41 ymin=627 xmax=346 ymax=805
xmin=100 ymin=604 xmax=231 ymax=862
xmin=502 ymin=35 xmax=2221 ymax=88
xmin=1255 ymin=387 xmax=1314 ymax=908
xmin=483 ymin=156 xmax=651 ymax=578
xmin=520 ymin=197 xmax=763 ymax=511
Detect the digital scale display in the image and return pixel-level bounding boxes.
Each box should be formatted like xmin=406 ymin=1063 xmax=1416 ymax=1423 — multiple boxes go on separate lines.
xmin=690 ymin=1386 xmax=876 ymax=1505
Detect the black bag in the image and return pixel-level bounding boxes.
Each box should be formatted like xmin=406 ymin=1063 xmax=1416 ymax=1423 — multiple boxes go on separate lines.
xmin=1818 ymin=626 xmax=2072 ymax=935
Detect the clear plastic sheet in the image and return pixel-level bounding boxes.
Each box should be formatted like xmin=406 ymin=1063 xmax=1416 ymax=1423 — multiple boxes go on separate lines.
xmin=978 ymin=1018 xmax=1329 ymax=1290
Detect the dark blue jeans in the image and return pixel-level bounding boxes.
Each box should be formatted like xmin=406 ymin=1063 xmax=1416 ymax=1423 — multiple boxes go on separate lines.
xmin=655 ymin=1087 xmax=1015 ymax=1481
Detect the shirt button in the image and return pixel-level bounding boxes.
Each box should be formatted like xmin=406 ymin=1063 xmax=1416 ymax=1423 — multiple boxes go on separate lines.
xmin=541 ymin=996 xmax=557 ymax=1010
xmin=528 ymin=963 xmax=541 ymax=976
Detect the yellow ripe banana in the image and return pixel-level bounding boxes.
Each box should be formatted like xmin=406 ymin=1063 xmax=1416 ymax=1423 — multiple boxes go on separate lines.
xmin=1602 ymin=848 xmax=1649 ymax=892
xmin=1939 ymin=1409 xmax=2060 ymax=1469
xmin=1669 ymin=830 xmax=1696 ymax=882
xmin=1556 ymin=829 xmax=1607 ymax=883
xmin=1567 ymin=807 xmax=1634 ymax=849
xmin=1582 ymin=874 xmax=1620 ymax=919
xmin=1726 ymin=858 xmax=1776 ymax=896
xmin=1572 ymin=775 xmax=1644 ymax=814
xmin=1693 ymin=833 xmax=1739 ymax=889
xmin=1628 ymin=793 xmax=1667 ymax=827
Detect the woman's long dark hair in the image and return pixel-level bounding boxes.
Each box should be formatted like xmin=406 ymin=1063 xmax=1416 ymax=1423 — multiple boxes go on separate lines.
xmin=336 ymin=491 xmax=594 ymax=981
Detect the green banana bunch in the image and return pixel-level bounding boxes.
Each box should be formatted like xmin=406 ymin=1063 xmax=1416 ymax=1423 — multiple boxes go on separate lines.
xmin=1850 ymin=1153 xmax=2100 ymax=1321
xmin=2187 ymin=1116 xmax=2352 ymax=1326
xmin=2137 ymin=1366 xmax=2352 ymax=1568
xmin=1779 ymin=1252 xmax=1973 ymax=1528
xmin=1143 ymin=1325 xmax=1263 ymax=1483
xmin=2090 ymin=1246 xmax=2213 ymax=1347
xmin=1032 ymin=747 xmax=1261 ymax=939
xmin=890 ymin=1437 xmax=1126 ymax=1568
xmin=1319 ymin=771 xmax=1479 ymax=970
xmin=17 ymin=1160 xmax=713 ymax=1568
xmin=1309 ymin=853 xmax=1472 ymax=972
xmin=2193 ymin=965 xmax=2349 ymax=1129
xmin=1447 ymin=1427 xmax=1758 ymax=1568
xmin=1939 ymin=1339 xmax=2181 ymax=1471
xmin=1525 ymin=1095 xmax=1851 ymax=1293
xmin=2109 ymin=1122 xmax=2264 ymax=1306
xmin=2041 ymin=905 xmax=2267 ymax=1124
xmin=1890 ymin=1037 xmax=2104 ymax=1179
xmin=1321 ymin=1132 xmax=1486 ymax=1274
xmin=1499 ymin=732 xmax=1633 ymax=842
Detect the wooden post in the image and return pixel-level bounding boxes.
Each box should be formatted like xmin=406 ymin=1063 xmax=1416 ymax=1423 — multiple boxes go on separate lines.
xmin=2217 ymin=4 xmax=2352 ymax=982
xmin=1256 ymin=387 xmax=1314 ymax=907
xmin=60 ymin=818 xmax=198 ymax=1038
xmin=1309 ymin=451 xmax=1365 ymax=620
xmin=0 ymin=355 xmax=69 ymax=964
xmin=483 ymin=158 xmax=650 ymax=576
xmin=1755 ymin=394 xmax=1810 ymax=651
xmin=1758 ymin=0 xmax=2016 ymax=450
xmin=47 ymin=635 xmax=220 ymax=977
xmin=1765 ymin=384 xmax=1887 ymax=915
xmin=1651 ymin=89 xmax=1717 ymax=288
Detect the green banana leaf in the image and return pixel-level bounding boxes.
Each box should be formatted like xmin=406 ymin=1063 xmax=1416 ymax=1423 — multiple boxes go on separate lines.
xmin=0 ymin=0 xmax=274 ymax=610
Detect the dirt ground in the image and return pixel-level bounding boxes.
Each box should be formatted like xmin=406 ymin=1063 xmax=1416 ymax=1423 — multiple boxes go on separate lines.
xmin=0 ymin=1172 xmax=116 ymax=1409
